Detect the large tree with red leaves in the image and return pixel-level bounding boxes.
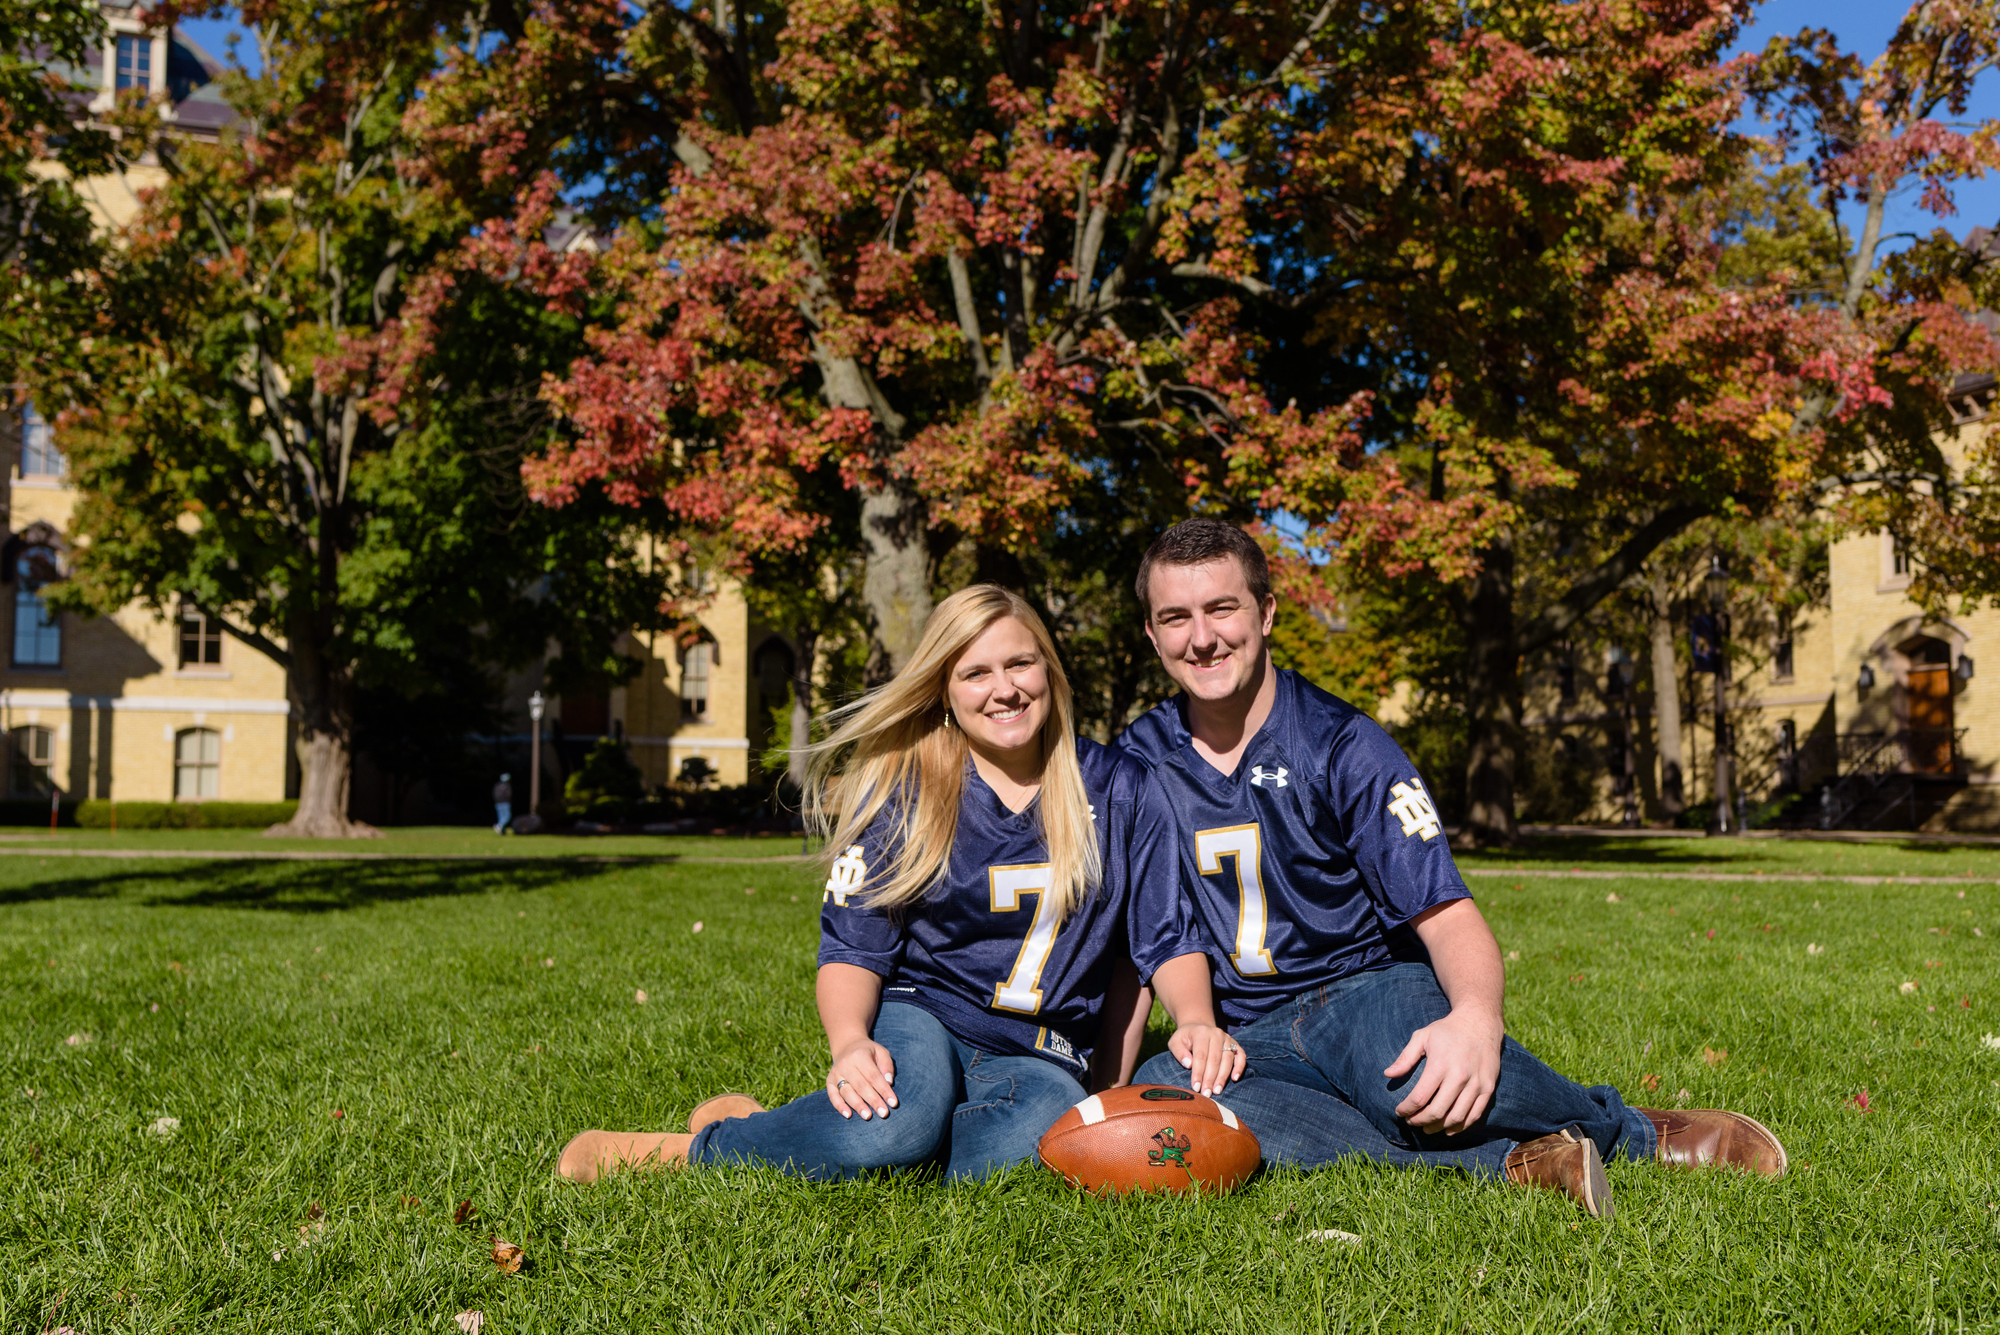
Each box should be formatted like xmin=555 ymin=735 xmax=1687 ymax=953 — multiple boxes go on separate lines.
xmin=421 ymin=0 xmax=1995 ymax=842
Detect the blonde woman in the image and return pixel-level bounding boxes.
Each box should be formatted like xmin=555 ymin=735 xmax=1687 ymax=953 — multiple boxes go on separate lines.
xmin=559 ymin=586 xmax=1211 ymax=1182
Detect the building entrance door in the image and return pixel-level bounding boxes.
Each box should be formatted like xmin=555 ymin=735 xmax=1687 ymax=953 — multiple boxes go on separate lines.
xmin=1902 ymin=637 xmax=1954 ymax=774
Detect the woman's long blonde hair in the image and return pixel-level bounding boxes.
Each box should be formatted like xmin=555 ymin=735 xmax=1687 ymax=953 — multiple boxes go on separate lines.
xmin=806 ymin=586 xmax=1102 ymax=918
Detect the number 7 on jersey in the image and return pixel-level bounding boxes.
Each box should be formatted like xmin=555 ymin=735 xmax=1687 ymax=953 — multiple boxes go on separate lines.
xmin=1196 ymin=824 xmax=1276 ymax=976
xmin=988 ymin=863 xmax=1061 ymax=1013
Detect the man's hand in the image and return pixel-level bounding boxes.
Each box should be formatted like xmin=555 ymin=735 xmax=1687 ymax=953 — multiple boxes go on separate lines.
xmin=1384 ymin=1006 xmax=1503 ymax=1135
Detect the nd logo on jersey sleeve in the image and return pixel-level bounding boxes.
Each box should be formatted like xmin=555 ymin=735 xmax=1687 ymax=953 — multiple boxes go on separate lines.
xmin=824 ymin=844 xmax=868 ymax=905
xmin=1386 ymin=776 xmax=1442 ymax=841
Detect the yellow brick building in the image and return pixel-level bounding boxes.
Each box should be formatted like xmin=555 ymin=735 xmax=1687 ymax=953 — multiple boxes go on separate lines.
xmin=1498 ymin=386 xmax=1997 ymax=833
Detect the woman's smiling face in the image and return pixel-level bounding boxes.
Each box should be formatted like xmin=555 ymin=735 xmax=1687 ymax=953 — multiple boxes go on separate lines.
xmin=945 ymin=615 xmax=1050 ymax=761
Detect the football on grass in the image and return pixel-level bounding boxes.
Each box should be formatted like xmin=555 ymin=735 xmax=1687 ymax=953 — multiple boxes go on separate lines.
xmin=1038 ymin=1084 xmax=1261 ymax=1197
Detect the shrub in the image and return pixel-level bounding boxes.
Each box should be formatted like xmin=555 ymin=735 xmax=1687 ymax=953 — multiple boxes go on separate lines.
xmin=74 ymin=801 xmax=300 ymax=830
xmin=0 ymin=798 xmax=78 ymax=827
xmin=563 ymin=739 xmax=646 ymax=820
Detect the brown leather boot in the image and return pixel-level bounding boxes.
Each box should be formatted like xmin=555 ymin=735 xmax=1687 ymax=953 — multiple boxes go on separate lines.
xmin=1504 ymin=1127 xmax=1614 ymax=1220
xmin=687 ymin=1093 xmax=764 ymax=1135
xmin=556 ymin=1130 xmax=694 ymax=1184
xmin=1638 ymin=1108 xmax=1787 ymax=1177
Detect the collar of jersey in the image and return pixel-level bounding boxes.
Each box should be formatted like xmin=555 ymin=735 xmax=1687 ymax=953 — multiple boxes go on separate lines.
xmin=963 ymin=754 xmax=1041 ymax=825
xmin=1168 ymin=669 xmax=1293 ymax=788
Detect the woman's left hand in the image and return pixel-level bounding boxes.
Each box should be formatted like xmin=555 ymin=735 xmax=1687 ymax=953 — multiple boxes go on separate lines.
xmin=1167 ymin=1022 xmax=1246 ymax=1098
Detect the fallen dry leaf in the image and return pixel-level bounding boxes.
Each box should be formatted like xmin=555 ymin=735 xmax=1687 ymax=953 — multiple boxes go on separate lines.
xmin=1675 ymin=1087 xmax=1691 ymax=1104
xmin=635 ymin=989 xmax=648 ymax=1004
xmin=1849 ymin=1088 xmax=1872 ymax=1113
xmin=332 ymin=1109 xmax=345 ymax=1120
xmin=1807 ymin=943 xmax=1824 ymax=955
xmin=490 ymin=1237 xmax=524 ymax=1274
xmin=1701 ymin=1046 xmax=1728 ymax=1068
xmin=399 ymin=1195 xmax=420 ymax=1208
xmin=1901 ymin=981 xmax=1919 ymax=995
xmin=453 ymin=1312 xmax=484 ymax=1334
xmin=690 ymin=921 xmax=705 ymax=934
xmin=1605 ymin=893 xmax=1621 ymax=904
xmin=146 ymin=1116 xmax=179 ymax=1140
xmin=453 ymin=1200 xmax=477 ymax=1226
xmin=63 ymin=1033 xmax=92 ymax=1048
xmin=1303 ymin=1228 xmax=1364 ymax=1245
xmin=1641 ymin=1073 xmax=1661 ymax=1091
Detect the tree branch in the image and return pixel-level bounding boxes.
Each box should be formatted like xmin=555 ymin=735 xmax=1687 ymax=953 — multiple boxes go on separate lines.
xmin=1517 ymin=505 xmax=1708 ymax=655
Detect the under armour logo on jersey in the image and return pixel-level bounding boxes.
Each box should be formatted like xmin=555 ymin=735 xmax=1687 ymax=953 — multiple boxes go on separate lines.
xmin=1387 ymin=777 xmax=1442 ymax=841
xmin=824 ymin=844 xmax=867 ymax=906
xmin=1249 ymin=765 xmax=1289 ymax=788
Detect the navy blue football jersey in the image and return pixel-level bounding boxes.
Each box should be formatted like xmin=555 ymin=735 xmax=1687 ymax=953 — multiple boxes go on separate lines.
xmin=1116 ymin=669 xmax=1471 ymax=1027
xmin=818 ymin=738 xmax=1187 ymax=1075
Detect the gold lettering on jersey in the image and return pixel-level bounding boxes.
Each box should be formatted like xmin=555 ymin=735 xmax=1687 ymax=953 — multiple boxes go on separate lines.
xmin=1387 ymin=777 xmax=1442 ymax=841
xmin=988 ymin=863 xmax=1060 ymax=1014
xmin=824 ymin=844 xmax=868 ymax=906
xmin=1195 ymin=824 xmax=1277 ymax=977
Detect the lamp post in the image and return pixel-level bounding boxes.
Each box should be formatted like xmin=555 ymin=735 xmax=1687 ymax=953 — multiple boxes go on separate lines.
xmin=1612 ymin=651 xmax=1639 ymax=828
xmin=1704 ymin=555 xmax=1734 ymax=835
xmin=528 ymin=690 xmax=545 ymax=817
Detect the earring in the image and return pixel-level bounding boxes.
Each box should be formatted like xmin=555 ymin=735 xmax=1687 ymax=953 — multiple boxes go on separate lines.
xmin=943 ymin=709 xmax=955 ymax=729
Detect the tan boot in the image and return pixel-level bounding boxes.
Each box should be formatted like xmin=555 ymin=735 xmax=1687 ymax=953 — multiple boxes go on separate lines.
xmin=1638 ymin=1108 xmax=1787 ymax=1177
xmin=1504 ymin=1126 xmax=1614 ymax=1220
xmin=557 ymin=1130 xmax=694 ymax=1184
xmin=687 ymin=1093 xmax=764 ymax=1135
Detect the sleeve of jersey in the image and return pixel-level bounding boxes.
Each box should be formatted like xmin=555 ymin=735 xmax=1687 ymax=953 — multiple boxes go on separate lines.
xmin=815 ymin=822 xmax=907 ymax=976
xmin=1121 ymin=769 xmax=1209 ymax=983
xmin=1331 ymin=717 xmax=1472 ymax=929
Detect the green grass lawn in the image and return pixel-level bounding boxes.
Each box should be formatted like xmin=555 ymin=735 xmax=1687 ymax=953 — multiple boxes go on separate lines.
xmin=3 ymin=837 xmax=1998 ymax=1332
xmin=0 ymin=826 xmax=810 ymax=862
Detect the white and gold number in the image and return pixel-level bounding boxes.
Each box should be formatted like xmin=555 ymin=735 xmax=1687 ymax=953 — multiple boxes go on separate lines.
xmin=988 ymin=863 xmax=1061 ymax=1014
xmin=1195 ymin=824 xmax=1276 ymax=976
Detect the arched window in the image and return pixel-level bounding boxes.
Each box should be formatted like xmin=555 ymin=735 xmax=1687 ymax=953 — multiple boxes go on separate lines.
xmin=12 ymin=544 xmax=61 ymax=667
xmin=681 ymin=642 xmax=713 ymax=720
xmin=175 ymin=727 xmax=221 ymax=799
xmin=8 ymin=725 xmax=53 ymax=796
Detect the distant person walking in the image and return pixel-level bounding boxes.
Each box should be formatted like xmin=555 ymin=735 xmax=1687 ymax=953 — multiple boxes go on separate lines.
xmin=493 ymin=774 xmax=513 ymax=834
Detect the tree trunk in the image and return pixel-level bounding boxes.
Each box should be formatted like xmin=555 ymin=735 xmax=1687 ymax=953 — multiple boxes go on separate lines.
xmin=265 ymin=614 xmax=381 ymax=838
xmin=1460 ymin=528 xmax=1521 ymax=847
xmin=859 ymin=480 xmax=931 ymax=683
xmin=1646 ymin=566 xmax=1685 ymax=824
xmin=787 ymin=628 xmax=818 ymax=795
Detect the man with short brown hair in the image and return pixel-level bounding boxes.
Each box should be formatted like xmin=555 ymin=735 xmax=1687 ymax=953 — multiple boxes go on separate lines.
xmin=1121 ymin=518 xmax=1785 ymax=1218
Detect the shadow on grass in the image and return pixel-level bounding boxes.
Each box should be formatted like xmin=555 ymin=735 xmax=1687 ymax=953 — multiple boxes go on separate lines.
xmin=0 ymin=857 xmax=626 ymax=913
xmin=1464 ymin=834 xmax=1982 ymax=866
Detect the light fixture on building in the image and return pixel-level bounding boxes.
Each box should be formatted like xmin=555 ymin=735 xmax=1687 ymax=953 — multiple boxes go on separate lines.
xmin=1857 ymin=663 xmax=1876 ymax=691
xmin=1704 ymin=553 xmax=1729 ymax=611
xmin=1959 ymin=654 xmax=1976 ymax=681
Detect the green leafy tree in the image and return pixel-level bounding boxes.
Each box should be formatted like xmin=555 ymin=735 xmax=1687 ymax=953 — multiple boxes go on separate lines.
xmin=46 ymin=0 xmax=667 ymax=835
xmin=1 ymin=0 xmax=112 ymax=384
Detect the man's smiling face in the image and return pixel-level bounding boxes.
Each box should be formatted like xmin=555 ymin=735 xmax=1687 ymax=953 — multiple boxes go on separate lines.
xmin=1143 ymin=557 xmax=1276 ymax=705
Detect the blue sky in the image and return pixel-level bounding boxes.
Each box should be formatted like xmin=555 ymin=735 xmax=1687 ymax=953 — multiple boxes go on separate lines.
xmin=1731 ymin=0 xmax=2000 ymax=241
xmin=171 ymin=2 xmax=1999 ymax=238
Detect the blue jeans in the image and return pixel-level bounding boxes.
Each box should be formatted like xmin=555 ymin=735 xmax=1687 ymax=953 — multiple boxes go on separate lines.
xmin=1135 ymin=962 xmax=1655 ymax=1175
xmin=689 ymin=1002 xmax=1086 ymax=1182
xmin=494 ymin=802 xmax=512 ymax=832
